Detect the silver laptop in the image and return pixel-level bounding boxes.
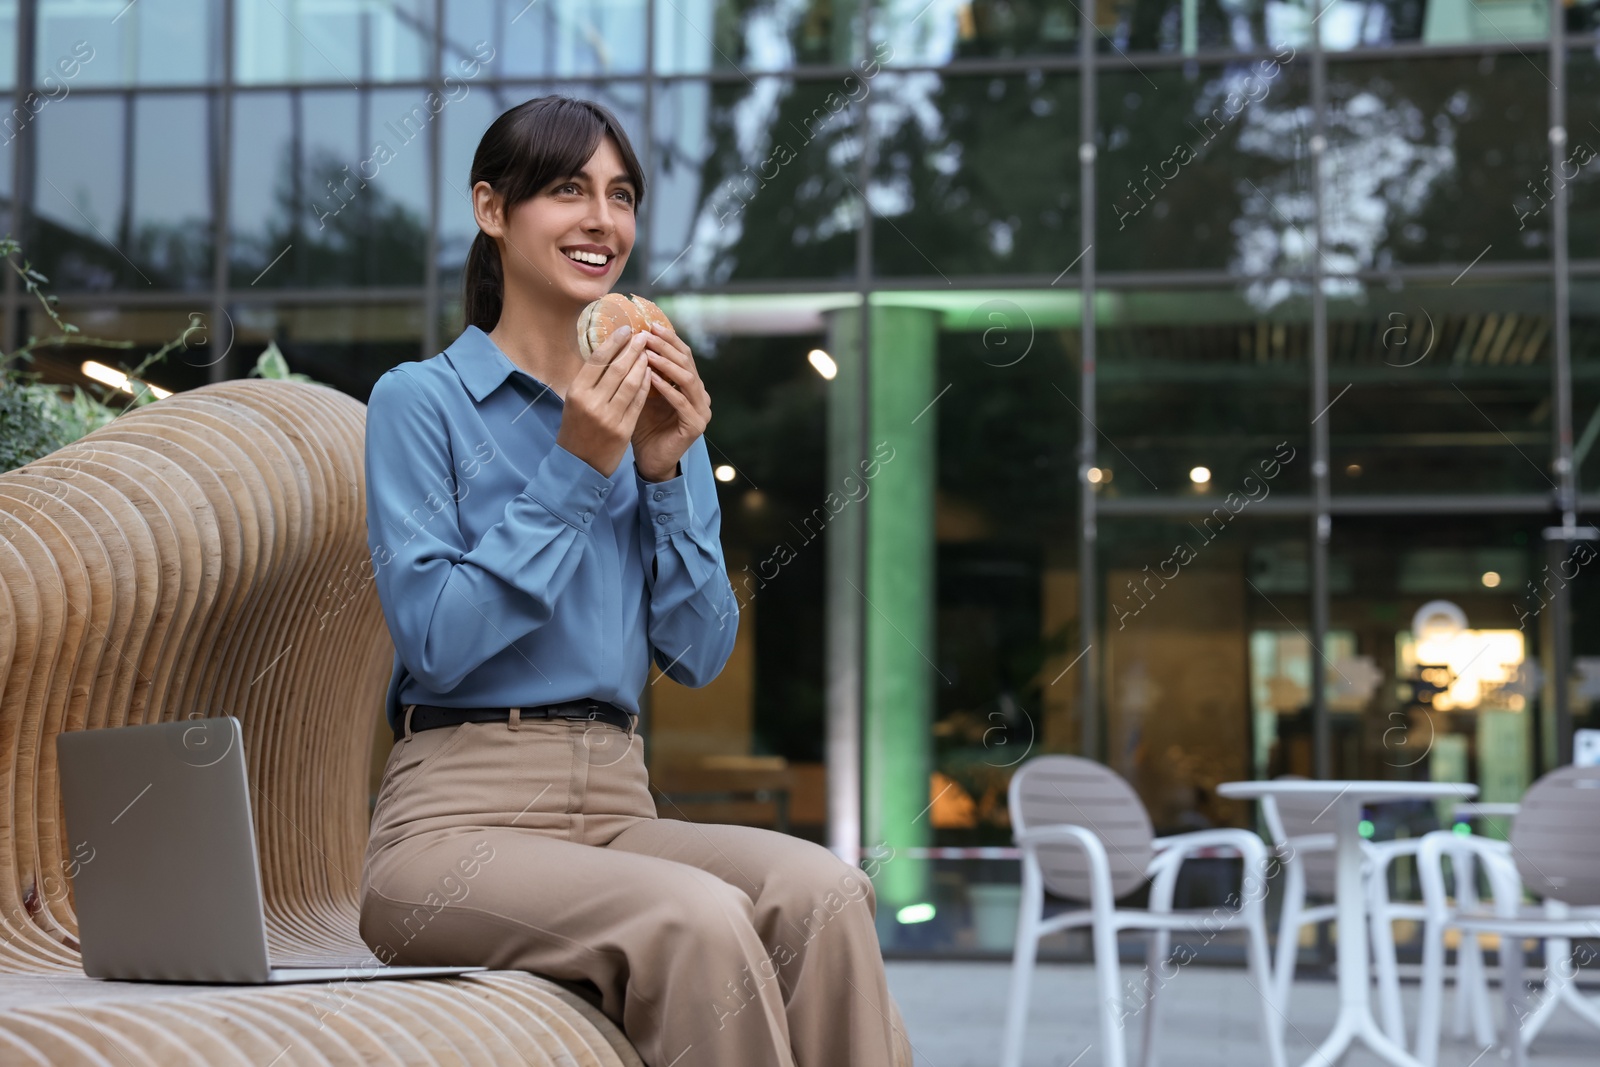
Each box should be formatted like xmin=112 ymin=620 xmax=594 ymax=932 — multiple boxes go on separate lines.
xmin=56 ymin=716 xmax=486 ymax=984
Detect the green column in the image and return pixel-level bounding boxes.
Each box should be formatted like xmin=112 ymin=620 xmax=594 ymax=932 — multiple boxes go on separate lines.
xmin=863 ymin=305 xmax=941 ymax=931
xmin=825 ymin=302 xmax=939 ymax=939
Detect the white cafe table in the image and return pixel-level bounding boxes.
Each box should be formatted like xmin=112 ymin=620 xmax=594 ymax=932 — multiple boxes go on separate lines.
xmin=1217 ymin=779 xmax=1479 ymax=1067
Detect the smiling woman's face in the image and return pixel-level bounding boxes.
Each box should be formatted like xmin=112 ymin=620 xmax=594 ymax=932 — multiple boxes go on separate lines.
xmin=474 ymin=134 xmax=638 ymax=311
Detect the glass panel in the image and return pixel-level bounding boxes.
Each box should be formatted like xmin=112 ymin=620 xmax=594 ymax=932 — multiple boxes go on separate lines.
xmin=1105 ymin=0 xmax=1548 ymax=52
xmin=1325 ymin=54 xmax=1550 ymax=268
xmin=1103 ymin=0 xmax=1275 ymax=55
xmin=1416 ymin=0 xmax=1547 ymax=46
xmin=1574 ymin=6 xmax=1600 ymax=38
xmin=131 ymin=94 xmax=213 ymax=290
xmin=437 ymin=83 xmax=647 ymax=303
xmin=230 ymin=89 xmax=431 ymax=288
xmin=445 ymin=0 xmax=644 ymax=78
xmin=933 ymin=313 xmax=1080 ymax=821
xmin=36 ymin=93 xmax=209 ymax=289
xmin=873 ymin=0 xmax=1076 ymax=65
xmin=1572 ymin=281 xmax=1600 ymax=494
xmin=32 ymin=94 xmax=129 ymax=290
xmin=1327 ymin=278 xmax=1555 ymax=496
xmin=1562 ymin=47 xmax=1600 ymax=261
xmin=234 ymin=0 xmax=433 ymax=85
xmin=0 ymin=1 xmax=22 ymax=90
xmin=1572 ymin=543 xmax=1600 ymax=752
xmin=1101 ymin=515 xmax=1311 ymax=834
xmin=1325 ymin=513 xmax=1543 ymax=795
xmin=0 ymin=98 xmax=16 ymax=201
xmin=1094 ymin=285 xmax=1313 ymax=499
xmin=650 ymin=77 xmax=858 ymax=286
xmin=1096 ymin=59 xmax=1312 ymax=274
xmin=871 ymin=71 xmax=1079 ymax=279
xmin=228 ymin=92 xmax=290 ymax=285
xmin=230 ymin=302 xmax=424 ymax=397
xmin=656 ymin=0 xmax=859 ymax=75
xmin=38 ymin=0 xmax=216 ymax=86
xmin=1103 ymin=0 xmax=1464 ymax=54
xmin=879 ymin=300 xmax=1083 ymax=953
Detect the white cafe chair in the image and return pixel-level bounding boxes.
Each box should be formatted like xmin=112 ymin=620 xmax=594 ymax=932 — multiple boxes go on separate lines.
xmin=1000 ymin=755 xmax=1286 ymax=1067
xmin=1256 ymin=780 xmax=1338 ymax=1036
xmin=1366 ymin=801 xmax=1518 ymax=1049
xmin=1366 ymin=835 xmax=1501 ymax=1048
xmin=1415 ymin=766 xmax=1600 ymax=1067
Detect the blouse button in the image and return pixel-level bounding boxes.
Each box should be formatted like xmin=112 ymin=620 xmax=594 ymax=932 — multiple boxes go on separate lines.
xmin=657 ymin=514 xmax=669 ymax=525
xmin=582 ymin=511 xmax=592 ymax=523
xmin=653 ymin=490 xmax=665 ymax=501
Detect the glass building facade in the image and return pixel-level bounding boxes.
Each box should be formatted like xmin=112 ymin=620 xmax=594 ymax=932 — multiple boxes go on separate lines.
xmin=12 ymin=0 xmax=1600 ymax=957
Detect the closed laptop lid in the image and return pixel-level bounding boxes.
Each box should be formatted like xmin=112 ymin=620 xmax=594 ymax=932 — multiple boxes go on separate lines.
xmin=56 ymin=717 xmax=274 ymax=982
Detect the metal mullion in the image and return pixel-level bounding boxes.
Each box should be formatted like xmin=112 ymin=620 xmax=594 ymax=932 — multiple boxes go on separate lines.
xmin=640 ymin=0 xmax=654 ymax=298
xmin=846 ymin=0 xmax=873 ymax=870
xmin=423 ymin=0 xmax=442 ymax=359
xmin=1549 ymin=0 xmax=1577 ymax=770
xmin=50 ymin=32 xmax=1571 ymax=94
xmin=1099 ymin=494 xmax=1566 ymax=516
xmin=636 ymin=0 xmax=657 ymax=772
xmin=52 ymin=254 xmax=1578 ymax=305
xmin=652 ymin=57 xmax=1082 ymax=84
xmin=1309 ymin=9 xmax=1331 ymax=780
xmin=1078 ymin=0 xmax=1099 ymax=764
xmin=51 ymin=286 xmax=429 ymax=307
xmin=210 ymin=0 xmax=233 ymax=381
xmin=7 ymin=0 xmax=36 ymax=350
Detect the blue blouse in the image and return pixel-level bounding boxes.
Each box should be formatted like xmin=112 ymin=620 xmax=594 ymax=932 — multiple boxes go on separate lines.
xmin=363 ymin=324 xmax=740 ymax=737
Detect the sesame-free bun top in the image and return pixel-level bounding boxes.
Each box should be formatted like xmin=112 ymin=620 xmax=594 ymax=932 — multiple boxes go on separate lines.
xmin=576 ymin=293 xmax=676 ymax=362
xmin=626 ymin=294 xmax=672 ymax=336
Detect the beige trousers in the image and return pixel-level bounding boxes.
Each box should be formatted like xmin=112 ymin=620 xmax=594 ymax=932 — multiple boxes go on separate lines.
xmin=358 ymin=708 xmax=914 ymax=1067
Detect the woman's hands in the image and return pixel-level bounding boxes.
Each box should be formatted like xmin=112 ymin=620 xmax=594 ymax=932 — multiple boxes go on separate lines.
xmin=555 ymin=326 xmax=651 ymax=478
xmin=553 ymin=320 xmax=710 ymax=483
xmin=632 ymin=322 xmax=711 ymax=482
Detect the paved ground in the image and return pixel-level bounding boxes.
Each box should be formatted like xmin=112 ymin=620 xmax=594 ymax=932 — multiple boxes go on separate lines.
xmin=886 ymin=960 xmax=1599 ymax=1067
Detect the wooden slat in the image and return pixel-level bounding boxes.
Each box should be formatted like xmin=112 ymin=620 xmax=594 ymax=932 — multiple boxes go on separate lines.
xmin=0 ymin=382 xmax=642 ymax=1064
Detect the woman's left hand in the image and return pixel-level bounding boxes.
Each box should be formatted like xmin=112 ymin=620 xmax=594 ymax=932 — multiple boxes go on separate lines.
xmin=632 ymin=322 xmax=711 ymax=482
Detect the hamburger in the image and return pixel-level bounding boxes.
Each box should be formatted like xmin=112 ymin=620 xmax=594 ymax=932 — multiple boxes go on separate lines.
xmin=577 ymin=293 xmax=675 ymax=363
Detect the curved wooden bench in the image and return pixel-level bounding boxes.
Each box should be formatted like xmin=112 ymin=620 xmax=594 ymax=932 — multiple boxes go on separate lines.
xmin=0 ymin=380 xmax=644 ymax=1066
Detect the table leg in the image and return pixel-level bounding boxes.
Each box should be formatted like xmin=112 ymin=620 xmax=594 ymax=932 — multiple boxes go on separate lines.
xmin=1290 ymin=796 xmax=1431 ymax=1067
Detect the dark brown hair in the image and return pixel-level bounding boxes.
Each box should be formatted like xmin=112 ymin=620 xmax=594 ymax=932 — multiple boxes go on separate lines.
xmin=463 ymin=96 xmax=646 ymax=332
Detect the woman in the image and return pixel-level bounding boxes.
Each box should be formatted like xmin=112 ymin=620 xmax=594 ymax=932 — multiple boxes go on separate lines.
xmin=357 ymin=96 xmax=913 ymax=1067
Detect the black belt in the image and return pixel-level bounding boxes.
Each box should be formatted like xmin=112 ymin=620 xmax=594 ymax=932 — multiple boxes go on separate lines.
xmin=397 ymin=699 xmax=633 ymax=741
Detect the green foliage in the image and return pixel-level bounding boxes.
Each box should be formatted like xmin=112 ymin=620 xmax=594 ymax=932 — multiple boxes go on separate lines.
xmin=0 ymin=380 xmax=74 ymax=472
xmin=0 ymin=234 xmax=336 ymax=473
xmin=249 ymin=341 xmax=315 ymax=383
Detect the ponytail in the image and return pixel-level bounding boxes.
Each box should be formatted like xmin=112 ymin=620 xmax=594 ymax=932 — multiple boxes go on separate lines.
xmin=463 ymin=230 xmax=505 ymax=334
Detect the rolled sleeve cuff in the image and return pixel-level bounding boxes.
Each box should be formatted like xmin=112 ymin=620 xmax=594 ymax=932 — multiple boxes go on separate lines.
xmin=524 ymin=443 xmax=619 ymax=532
xmin=637 ymin=468 xmax=693 ymax=538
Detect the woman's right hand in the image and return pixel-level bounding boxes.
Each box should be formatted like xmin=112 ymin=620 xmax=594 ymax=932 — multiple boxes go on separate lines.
xmin=555 ymin=325 xmax=652 ymax=478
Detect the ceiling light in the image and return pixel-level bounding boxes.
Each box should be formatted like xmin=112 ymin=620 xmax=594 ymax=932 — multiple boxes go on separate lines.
xmin=1189 ymin=466 xmax=1211 ymax=485
xmin=82 ymin=360 xmax=170 ymax=399
xmin=1086 ymin=467 xmax=1105 ymax=484
xmin=713 ymin=464 xmax=736 ymax=482
xmin=1481 ymin=571 xmax=1501 ymax=588
xmin=895 ymin=902 xmax=936 ymax=924
xmin=807 ymin=348 xmax=837 ymax=380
